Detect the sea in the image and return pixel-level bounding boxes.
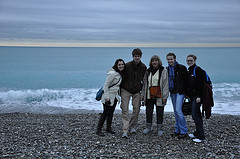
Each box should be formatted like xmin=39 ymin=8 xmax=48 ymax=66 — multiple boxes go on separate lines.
xmin=0 ymin=46 xmax=240 ymax=115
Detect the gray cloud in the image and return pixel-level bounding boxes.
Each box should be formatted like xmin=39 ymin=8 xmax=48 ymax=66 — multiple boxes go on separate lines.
xmin=0 ymin=0 xmax=240 ymax=44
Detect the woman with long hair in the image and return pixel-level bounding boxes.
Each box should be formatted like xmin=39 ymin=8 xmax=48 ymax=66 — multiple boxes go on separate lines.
xmin=96 ymin=59 xmax=125 ymax=136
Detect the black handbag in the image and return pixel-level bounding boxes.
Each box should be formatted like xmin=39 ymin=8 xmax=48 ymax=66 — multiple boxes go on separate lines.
xmin=182 ymin=97 xmax=192 ymax=115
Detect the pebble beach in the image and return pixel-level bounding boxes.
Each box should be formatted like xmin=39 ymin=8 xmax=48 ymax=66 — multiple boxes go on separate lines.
xmin=1 ymin=112 xmax=239 ymax=158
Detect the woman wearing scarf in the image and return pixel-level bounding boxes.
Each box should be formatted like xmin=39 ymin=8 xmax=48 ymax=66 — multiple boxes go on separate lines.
xmin=166 ymin=53 xmax=188 ymax=139
xmin=141 ymin=55 xmax=169 ymax=136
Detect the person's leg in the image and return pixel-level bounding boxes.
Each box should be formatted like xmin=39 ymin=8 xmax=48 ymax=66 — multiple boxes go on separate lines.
xmin=146 ymin=99 xmax=155 ymax=123
xmin=175 ymin=93 xmax=188 ymax=136
xmin=120 ymin=89 xmax=131 ymax=134
xmin=171 ymin=93 xmax=180 ymax=134
xmin=156 ymin=105 xmax=164 ymax=136
xmin=191 ymin=97 xmax=205 ymax=140
xmin=96 ymin=104 xmax=108 ymax=136
xmin=156 ymin=106 xmax=164 ymax=124
xmin=143 ymin=99 xmax=154 ymax=134
xmin=129 ymin=92 xmax=141 ymax=130
xmin=106 ymin=98 xmax=117 ymax=133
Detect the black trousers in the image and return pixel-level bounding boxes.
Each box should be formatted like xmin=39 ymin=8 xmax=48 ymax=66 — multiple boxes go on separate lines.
xmin=146 ymin=99 xmax=164 ymax=124
xmin=97 ymin=98 xmax=117 ymax=131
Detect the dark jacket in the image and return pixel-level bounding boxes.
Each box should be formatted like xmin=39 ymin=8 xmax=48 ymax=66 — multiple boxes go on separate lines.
xmin=121 ymin=60 xmax=146 ymax=94
xmin=167 ymin=63 xmax=188 ymax=94
xmin=187 ymin=64 xmax=205 ymax=98
xmin=202 ymin=83 xmax=214 ymax=119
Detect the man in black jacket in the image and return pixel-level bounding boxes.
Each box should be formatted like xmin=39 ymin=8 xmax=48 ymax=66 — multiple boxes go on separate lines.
xmin=120 ymin=48 xmax=146 ymax=138
xmin=166 ymin=53 xmax=188 ymax=139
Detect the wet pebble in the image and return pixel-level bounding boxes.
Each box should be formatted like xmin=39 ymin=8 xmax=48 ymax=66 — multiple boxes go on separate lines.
xmin=0 ymin=113 xmax=239 ymax=158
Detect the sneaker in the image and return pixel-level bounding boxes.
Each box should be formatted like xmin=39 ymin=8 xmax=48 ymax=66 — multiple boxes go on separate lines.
xmin=157 ymin=130 xmax=163 ymax=136
xmin=188 ymin=134 xmax=195 ymax=138
xmin=193 ymin=138 xmax=206 ymax=143
xmin=130 ymin=128 xmax=136 ymax=134
xmin=143 ymin=128 xmax=151 ymax=134
xmin=122 ymin=133 xmax=128 ymax=138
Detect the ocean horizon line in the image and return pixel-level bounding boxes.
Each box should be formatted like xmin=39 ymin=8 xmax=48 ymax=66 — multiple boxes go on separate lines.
xmin=0 ymin=42 xmax=240 ymax=48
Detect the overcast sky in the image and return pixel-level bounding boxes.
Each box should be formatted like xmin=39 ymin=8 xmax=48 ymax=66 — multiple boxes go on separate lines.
xmin=0 ymin=0 xmax=240 ymax=46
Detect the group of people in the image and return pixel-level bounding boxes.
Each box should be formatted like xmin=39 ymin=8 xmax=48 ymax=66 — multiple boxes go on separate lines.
xmin=96 ymin=48 xmax=207 ymax=143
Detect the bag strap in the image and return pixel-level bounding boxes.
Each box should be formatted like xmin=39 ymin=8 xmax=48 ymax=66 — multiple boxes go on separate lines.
xmin=109 ymin=78 xmax=121 ymax=89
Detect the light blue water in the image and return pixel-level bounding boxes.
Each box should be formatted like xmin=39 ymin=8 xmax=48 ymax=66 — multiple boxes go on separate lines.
xmin=0 ymin=46 xmax=240 ymax=115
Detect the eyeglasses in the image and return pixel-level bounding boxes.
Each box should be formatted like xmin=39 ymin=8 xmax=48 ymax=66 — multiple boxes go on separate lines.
xmin=187 ymin=60 xmax=194 ymax=62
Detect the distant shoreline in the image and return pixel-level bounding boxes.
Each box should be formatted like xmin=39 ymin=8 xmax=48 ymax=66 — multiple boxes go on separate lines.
xmin=1 ymin=43 xmax=240 ymax=48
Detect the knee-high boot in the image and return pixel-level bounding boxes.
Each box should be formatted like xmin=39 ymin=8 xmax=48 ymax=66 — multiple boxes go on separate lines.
xmin=96 ymin=114 xmax=106 ymax=136
xmin=106 ymin=115 xmax=115 ymax=134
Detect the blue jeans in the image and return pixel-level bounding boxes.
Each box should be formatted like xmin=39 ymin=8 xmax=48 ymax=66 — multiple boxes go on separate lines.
xmin=171 ymin=93 xmax=188 ymax=134
xmin=191 ymin=97 xmax=205 ymax=140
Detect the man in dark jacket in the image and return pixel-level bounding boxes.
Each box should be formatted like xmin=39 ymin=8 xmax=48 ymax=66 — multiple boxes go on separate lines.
xmin=166 ymin=53 xmax=188 ymax=139
xmin=120 ymin=48 xmax=146 ymax=138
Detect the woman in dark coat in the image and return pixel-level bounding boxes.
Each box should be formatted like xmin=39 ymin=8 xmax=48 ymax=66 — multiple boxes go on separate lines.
xmin=186 ymin=54 xmax=206 ymax=143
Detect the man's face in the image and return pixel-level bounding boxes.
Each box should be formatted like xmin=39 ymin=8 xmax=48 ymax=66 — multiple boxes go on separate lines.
xmin=133 ymin=55 xmax=141 ymax=64
xmin=167 ymin=55 xmax=175 ymax=66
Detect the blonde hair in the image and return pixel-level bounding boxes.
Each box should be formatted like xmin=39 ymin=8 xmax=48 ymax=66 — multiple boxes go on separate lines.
xmin=149 ymin=55 xmax=162 ymax=67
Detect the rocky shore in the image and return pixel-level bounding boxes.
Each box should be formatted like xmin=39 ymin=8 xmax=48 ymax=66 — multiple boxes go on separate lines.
xmin=0 ymin=112 xmax=239 ymax=158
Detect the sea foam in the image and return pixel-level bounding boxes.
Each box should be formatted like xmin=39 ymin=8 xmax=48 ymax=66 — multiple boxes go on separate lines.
xmin=0 ymin=83 xmax=239 ymax=115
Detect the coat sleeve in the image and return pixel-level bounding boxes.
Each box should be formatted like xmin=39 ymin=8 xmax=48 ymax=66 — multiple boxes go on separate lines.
xmin=141 ymin=71 xmax=148 ymax=99
xmin=103 ymin=72 xmax=115 ymax=99
xmin=195 ymin=67 xmax=205 ymax=99
xmin=161 ymin=69 xmax=169 ymax=100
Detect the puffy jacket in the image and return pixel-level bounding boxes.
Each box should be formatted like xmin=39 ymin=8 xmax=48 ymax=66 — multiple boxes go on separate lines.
xmin=121 ymin=60 xmax=146 ymax=94
xmin=101 ymin=68 xmax=122 ymax=106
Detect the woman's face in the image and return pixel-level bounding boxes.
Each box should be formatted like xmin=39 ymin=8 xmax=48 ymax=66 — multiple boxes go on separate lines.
xmin=152 ymin=59 xmax=159 ymax=69
xmin=167 ymin=55 xmax=175 ymax=66
xmin=117 ymin=61 xmax=125 ymax=71
xmin=187 ymin=57 xmax=195 ymax=66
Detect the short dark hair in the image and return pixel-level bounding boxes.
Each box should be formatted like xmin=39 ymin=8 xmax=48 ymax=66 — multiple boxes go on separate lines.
xmin=166 ymin=52 xmax=176 ymax=59
xmin=132 ymin=48 xmax=143 ymax=57
xmin=187 ymin=54 xmax=197 ymax=61
xmin=112 ymin=58 xmax=125 ymax=73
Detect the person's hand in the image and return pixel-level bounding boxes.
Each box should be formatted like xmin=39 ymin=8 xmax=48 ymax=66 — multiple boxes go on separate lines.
xmin=196 ymin=97 xmax=201 ymax=103
xmin=162 ymin=99 xmax=167 ymax=104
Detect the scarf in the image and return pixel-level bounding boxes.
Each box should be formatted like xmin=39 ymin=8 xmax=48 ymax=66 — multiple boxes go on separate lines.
xmin=168 ymin=61 xmax=178 ymax=92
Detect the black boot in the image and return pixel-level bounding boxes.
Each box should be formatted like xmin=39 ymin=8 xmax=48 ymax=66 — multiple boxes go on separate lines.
xmin=106 ymin=115 xmax=115 ymax=134
xmin=96 ymin=114 xmax=106 ymax=136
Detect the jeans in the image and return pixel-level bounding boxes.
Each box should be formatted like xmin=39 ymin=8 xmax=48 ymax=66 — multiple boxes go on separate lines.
xmin=191 ymin=97 xmax=205 ymax=140
xmin=171 ymin=93 xmax=188 ymax=134
xmin=146 ymin=99 xmax=164 ymax=124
